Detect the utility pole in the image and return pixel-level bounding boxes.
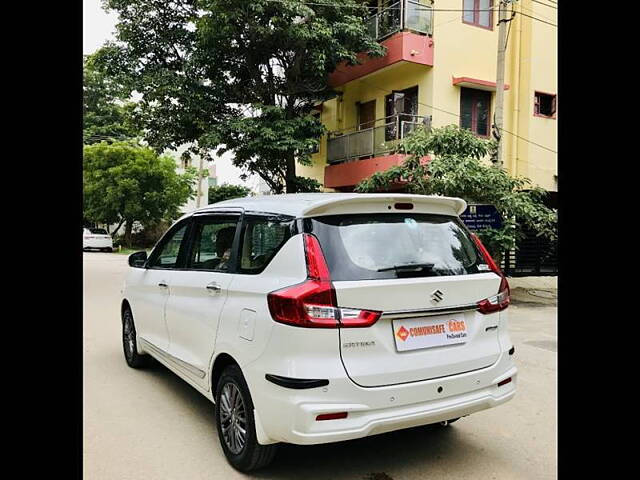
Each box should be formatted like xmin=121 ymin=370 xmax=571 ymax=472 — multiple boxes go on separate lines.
xmin=196 ymin=155 xmax=204 ymax=208
xmin=493 ymin=0 xmax=515 ymax=168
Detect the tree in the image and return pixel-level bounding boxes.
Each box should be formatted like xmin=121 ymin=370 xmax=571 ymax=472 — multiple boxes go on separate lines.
xmin=355 ymin=125 xmax=557 ymax=261
xmin=83 ymin=141 xmax=197 ymax=246
xmin=83 ymin=55 xmax=140 ymax=144
xmin=208 ymin=183 xmax=253 ymax=205
xmin=93 ymin=0 xmax=384 ymax=193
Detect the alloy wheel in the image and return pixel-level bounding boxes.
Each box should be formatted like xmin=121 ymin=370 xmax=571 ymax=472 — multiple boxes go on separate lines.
xmin=123 ymin=312 xmax=136 ymax=361
xmin=219 ymin=382 xmax=247 ymax=455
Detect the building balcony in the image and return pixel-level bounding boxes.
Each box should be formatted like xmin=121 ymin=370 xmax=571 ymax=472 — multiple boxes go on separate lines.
xmin=329 ymin=0 xmax=434 ymax=88
xmin=367 ymin=0 xmax=433 ymax=42
xmin=325 ymin=153 xmax=409 ymax=190
xmin=324 ymin=114 xmax=429 ymax=189
xmin=327 ymin=114 xmax=429 ymax=164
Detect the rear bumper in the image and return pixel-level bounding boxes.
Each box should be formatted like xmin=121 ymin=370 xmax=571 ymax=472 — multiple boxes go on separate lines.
xmin=83 ymin=240 xmax=113 ymax=249
xmin=247 ymin=352 xmax=517 ymax=445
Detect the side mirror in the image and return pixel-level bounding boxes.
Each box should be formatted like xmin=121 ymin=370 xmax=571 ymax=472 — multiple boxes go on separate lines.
xmin=128 ymin=251 xmax=148 ymax=268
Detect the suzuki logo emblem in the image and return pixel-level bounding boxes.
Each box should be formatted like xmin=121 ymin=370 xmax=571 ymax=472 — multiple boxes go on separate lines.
xmin=430 ymin=289 xmax=444 ymax=303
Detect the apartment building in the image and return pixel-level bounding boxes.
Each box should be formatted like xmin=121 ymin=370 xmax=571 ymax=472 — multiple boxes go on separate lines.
xmin=298 ymin=0 xmax=557 ymax=200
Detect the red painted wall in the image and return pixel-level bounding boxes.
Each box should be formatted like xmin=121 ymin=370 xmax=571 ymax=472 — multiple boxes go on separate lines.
xmin=329 ymin=32 xmax=434 ymax=88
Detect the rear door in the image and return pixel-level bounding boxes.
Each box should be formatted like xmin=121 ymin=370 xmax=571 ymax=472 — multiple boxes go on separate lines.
xmin=163 ymin=214 xmax=241 ymax=388
xmin=310 ymin=213 xmax=503 ymax=387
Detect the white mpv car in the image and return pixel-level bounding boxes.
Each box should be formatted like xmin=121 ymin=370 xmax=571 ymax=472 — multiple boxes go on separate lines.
xmin=121 ymin=193 xmax=516 ymax=471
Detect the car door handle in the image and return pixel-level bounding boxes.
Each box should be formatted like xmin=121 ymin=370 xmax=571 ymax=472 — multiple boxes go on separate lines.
xmin=206 ymin=282 xmax=221 ymax=293
xmin=158 ymin=281 xmax=168 ymax=288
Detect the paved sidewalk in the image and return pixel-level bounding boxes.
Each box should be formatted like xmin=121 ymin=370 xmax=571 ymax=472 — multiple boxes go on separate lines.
xmin=508 ymin=276 xmax=557 ymax=290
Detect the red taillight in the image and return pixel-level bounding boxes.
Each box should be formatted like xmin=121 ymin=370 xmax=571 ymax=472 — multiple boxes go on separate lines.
xmin=267 ymin=234 xmax=381 ymax=328
xmin=471 ymin=233 xmax=502 ymax=274
xmin=472 ymin=234 xmax=510 ymax=314
xmin=316 ymin=412 xmax=348 ymax=421
xmin=303 ymin=233 xmax=331 ymax=281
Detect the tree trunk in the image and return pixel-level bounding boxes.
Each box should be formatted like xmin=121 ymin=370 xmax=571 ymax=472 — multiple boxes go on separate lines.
xmin=111 ymin=218 xmax=126 ymax=239
xmin=124 ymin=220 xmax=133 ymax=248
xmin=284 ymin=152 xmax=297 ymax=193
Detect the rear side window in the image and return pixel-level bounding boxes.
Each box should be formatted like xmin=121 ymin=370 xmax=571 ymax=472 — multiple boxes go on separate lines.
xmin=239 ymin=216 xmax=293 ymax=274
xmin=187 ymin=217 xmax=239 ymax=272
xmin=309 ymin=213 xmax=486 ymax=280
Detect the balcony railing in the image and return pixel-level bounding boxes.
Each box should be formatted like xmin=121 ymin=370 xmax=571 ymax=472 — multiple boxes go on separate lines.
xmin=366 ymin=0 xmax=433 ymax=41
xmin=327 ymin=114 xmax=430 ymax=164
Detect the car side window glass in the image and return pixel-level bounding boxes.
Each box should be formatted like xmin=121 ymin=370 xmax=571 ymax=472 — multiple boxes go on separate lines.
xmin=239 ymin=217 xmax=292 ymax=274
xmin=188 ymin=218 xmax=239 ymax=272
xmin=149 ymin=222 xmax=189 ymax=269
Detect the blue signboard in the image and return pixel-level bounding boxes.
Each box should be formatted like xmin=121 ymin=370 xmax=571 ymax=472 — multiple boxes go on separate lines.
xmin=460 ymin=204 xmax=503 ymax=231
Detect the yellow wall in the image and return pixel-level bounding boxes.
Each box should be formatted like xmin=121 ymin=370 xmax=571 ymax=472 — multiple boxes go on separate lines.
xmin=510 ymin=0 xmax=557 ymax=191
xmin=301 ymin=0 xmax=557 ymax=192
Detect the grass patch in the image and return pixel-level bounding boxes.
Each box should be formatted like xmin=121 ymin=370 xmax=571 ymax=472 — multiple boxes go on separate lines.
xmin=114 ymin=247 xmax=151 ymax=255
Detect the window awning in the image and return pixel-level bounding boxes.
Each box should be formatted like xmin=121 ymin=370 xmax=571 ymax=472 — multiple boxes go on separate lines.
xmin=452 ymin=76 xmax=510 ymax=91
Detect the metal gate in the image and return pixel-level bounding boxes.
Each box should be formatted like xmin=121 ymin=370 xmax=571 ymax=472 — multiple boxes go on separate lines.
xmin=502 ymin=226 xmax=558 ymax=277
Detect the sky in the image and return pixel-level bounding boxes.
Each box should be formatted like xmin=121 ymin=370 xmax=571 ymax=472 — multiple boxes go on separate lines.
xmin=83 ymin=0 xmax=253 ymax=189
xmin=83 ymin=0 xmax=117 ymax=55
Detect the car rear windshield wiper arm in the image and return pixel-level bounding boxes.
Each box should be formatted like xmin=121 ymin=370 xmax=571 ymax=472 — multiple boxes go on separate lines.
xmin=377 ymin=263 xmax=435 ymax=273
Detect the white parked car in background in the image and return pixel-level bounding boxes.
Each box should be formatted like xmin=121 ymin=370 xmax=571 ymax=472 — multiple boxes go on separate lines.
xmin=121 ymin=193 xmax=517 ymax=472
xmin=83 ymin=228 xmax=113 ymax=252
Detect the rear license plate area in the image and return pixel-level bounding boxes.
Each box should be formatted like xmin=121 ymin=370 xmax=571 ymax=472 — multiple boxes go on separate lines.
xmin=392 ymin=314 xmax=468 ymax=352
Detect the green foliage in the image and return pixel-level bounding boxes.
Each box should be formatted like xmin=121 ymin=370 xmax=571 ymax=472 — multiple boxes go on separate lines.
xmin=291 ymin=175 xmax=322 ymax=193
xmin=94 ymin=0 xmax=384 ymax=192
xmin=83 ymin=141 xmax=197 ymax=246
xmin=211 ymin=105 xmax=326 ymax=193
xmin=356 ymin=125 xmax=557 ymax=259
xmin=208 ymin=184 xmax=253 ymax=205
xmin=83 ymin=55 xmax=140 ymax=144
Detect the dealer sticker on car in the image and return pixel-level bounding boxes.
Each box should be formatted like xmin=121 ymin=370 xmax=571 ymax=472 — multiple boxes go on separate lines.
xmin=393 ymin=315 xmax=469 ymax=352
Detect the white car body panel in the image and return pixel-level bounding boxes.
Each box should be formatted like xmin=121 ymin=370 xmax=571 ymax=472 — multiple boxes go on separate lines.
xmin=208 ymin=192 xmax=466 ymax=218
xmin=164 ymin=269 xmax=234 ymax=388
xmin=122 ymin=193 xmax=517 ymax=447
xmin=126 ymin=269 xmax=172 ymax=352
xmin=334 ymin=274 xmax=503 ymax=386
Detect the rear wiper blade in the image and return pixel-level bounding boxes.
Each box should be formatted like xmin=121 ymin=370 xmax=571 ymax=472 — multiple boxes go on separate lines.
xmin=377 ymin=263 xmax=435 ymax=272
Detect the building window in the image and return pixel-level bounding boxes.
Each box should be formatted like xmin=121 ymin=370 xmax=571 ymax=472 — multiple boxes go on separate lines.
xmin=385 ymin=86 xmax=419 ymax=141
xmin=462 ymin=0 xmax=493 ymax=30
xmin=460 ymin=87 xmax=491 ymax=137
xmin=534 ymin=91 xmax=557 ymax=118
xmin=180 ymin=153 xmax=192 ymax=169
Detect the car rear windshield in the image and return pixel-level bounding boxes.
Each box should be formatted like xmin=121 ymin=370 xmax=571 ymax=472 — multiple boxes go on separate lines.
xmin=90 ymin=228 xmax=108 ymax=235
xmin=308 ymin=213 xmax=487 ymax=280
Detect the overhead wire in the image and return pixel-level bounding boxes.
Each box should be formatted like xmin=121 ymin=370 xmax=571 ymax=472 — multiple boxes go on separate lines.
xmin=531 ymin=0 xmax=556 ymax=8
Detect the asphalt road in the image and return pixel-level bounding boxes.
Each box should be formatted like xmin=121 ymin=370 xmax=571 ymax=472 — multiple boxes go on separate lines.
xmin=83 ymin=252 xmax=557 ymax=480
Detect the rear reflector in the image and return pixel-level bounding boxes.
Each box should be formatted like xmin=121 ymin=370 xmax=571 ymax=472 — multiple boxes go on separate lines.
xmin=497 ymin=377 xmax=512 ymax=387
xmin=316 ymin=412 xmax=348 ymax=421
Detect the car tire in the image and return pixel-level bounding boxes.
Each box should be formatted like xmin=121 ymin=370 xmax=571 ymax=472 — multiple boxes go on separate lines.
xmin=215 ymin=365 xmax=278 ymax=472
xmin=102 ymin=247 xmax=112 ymax=252
xmin=122 ymin=307 xmax=151 ymax=368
